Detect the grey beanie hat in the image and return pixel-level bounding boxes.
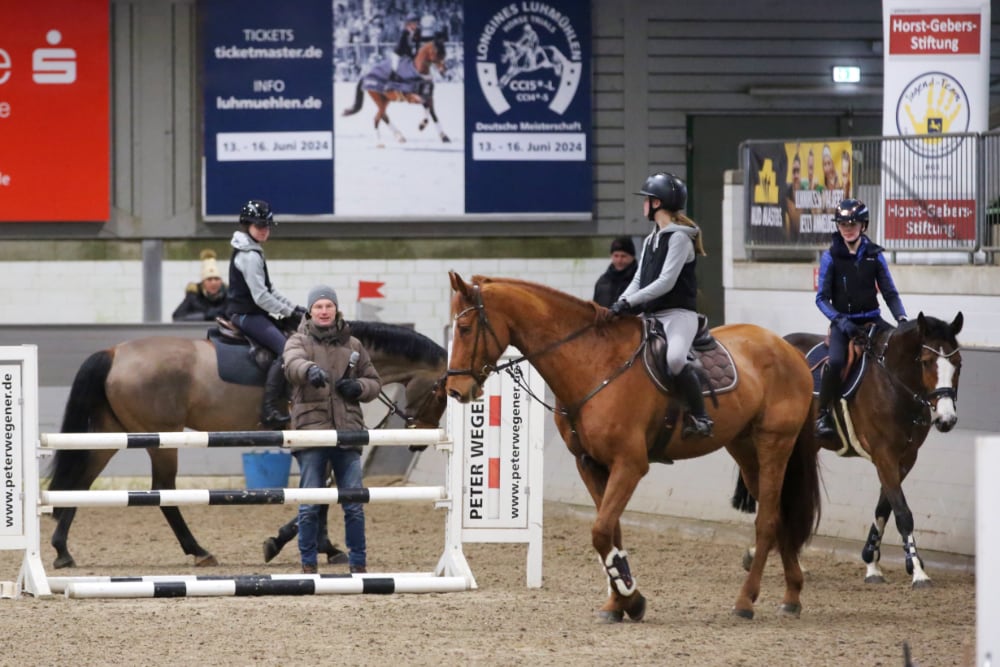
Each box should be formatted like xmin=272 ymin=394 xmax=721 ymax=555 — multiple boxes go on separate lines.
xmin=307 ymin=284 xmax=339 ymax=309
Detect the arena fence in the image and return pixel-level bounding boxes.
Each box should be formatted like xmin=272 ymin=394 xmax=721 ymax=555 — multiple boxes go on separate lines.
xmin=976 ymin=437 xmax=999 ymax=666
xmin=0 ymin=345 xmax=545 ymax=599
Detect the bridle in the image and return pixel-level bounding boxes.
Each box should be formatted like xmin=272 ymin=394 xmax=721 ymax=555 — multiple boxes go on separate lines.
xmin=369 ymin=376 xmax=447 ymax=430
xmin=445 ymin=281 xmax=641 ymax=418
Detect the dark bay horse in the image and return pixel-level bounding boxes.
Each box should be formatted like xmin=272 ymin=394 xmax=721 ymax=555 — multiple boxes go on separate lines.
xmin=445 ymin=273 xmax=820 ymax=621
xmin=733 ymin=312 xmax=963 ymax=588
xmin=47 ymin=321 xmax=447 ymax=569
xmin=341 ymin=36 xmax=450 ymax=146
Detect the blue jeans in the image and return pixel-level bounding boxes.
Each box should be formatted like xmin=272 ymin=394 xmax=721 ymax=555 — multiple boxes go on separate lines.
xmin=294 ymin=447 xmax=365 ymax=569
xmin=232 ymin=313 xmax=286 ymax=356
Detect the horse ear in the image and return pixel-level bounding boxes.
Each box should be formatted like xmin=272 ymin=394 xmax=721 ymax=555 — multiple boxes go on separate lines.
xmin=449 ymin=271 xmax=468 ymax=296
xmin=917 ymin=312 xmax=928 ymax=336
xmin=951 ymin=311 xmax=964 ymax=336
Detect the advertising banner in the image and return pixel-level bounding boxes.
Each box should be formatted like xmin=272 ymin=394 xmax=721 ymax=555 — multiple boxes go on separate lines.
xmin=746 ymin=140 xmax=851 ymax=244
xmin=880 ymin=0 xmax=989 ymax=244
xmin=0 ymin=0 xmax=109 ymax=222
xmin=201 ymin=0 xmax=591 ymax=220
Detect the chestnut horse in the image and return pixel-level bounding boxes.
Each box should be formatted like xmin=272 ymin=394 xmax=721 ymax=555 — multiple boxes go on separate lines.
xmin=733 ymin=312 xmax=963 ymax=588
xmin=47 ymin=321 xmax=447 ymax=569
xmin=445 ymin=273 xmax=820 ymax=621
xmin=340 ymin=36 xmax=450 ymax=146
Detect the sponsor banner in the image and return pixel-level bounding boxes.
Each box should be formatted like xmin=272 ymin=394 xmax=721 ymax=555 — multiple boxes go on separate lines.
xmin=0 ymin=364 xmax=23 ymax=538
xmin=0 ymin=0 xmax=109 ymax=222
xmin=747 ymin=140 xmax=851 ymax=244
xmin=202 ymin=0 xmax=591 ymax=220
xmin=881 ymin=0 xmax=989 ymax=243
xmin=202 ymin=0 xmax=333 ymax=217
xmin=463 ymin=0 xmax=591 ymax=214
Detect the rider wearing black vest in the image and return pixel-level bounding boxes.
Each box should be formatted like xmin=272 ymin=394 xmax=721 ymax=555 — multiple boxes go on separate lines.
xmin=227 ymin=200 xmax=307 ymax=429
xmin=814 ymin=198 xmax=908 ymax=438
xmin=606 ymin=172 xmax=713 ymax=438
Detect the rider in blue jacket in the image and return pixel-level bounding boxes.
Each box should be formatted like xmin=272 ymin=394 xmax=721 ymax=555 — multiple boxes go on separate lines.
xmin=814 ymin=198 xmax=907 ymax=438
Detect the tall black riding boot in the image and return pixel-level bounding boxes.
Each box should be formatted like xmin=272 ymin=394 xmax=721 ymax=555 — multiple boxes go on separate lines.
xmin=814 ymin=365 xmax=840 ymax=439
xmin=261 ymin=357 xmax=290 ymax=430
xmin=676 ymin=363 xmax=714 ymax=437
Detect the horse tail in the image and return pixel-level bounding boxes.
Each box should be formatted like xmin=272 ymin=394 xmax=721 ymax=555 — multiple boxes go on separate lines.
xmin=777 ymin=421 xmax=822 ymax=555
xmin=342 ymin=79 xmax=365 ymax=116
xmin=730 ymin=474 xmax=756 ymax=513
xmin=48 ymin=350 xmax=114 ymax=514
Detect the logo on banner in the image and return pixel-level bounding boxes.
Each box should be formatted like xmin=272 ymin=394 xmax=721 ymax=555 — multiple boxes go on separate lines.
xmin=475 ymin=3 xmax=583 ymax=115
xmin=895 ymin=71 xmax=969 ymax=157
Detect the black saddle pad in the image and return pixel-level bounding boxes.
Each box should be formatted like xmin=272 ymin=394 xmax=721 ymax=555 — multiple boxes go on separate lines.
xmin=208 ymin=329 xmax=267 ymax=386
xmin=805 ymin=342 xmax=866 ymax=399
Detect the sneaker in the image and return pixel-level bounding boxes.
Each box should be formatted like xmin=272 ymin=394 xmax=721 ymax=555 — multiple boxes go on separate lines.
xmin=349 ymin=565 xmax=367 ymax=574
xmin=301 ymin=563 xmax=318 ymax=575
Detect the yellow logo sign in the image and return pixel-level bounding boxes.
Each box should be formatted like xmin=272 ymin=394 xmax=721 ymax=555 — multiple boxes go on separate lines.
xmin=754 ymin=158 xmax=778 ymax=204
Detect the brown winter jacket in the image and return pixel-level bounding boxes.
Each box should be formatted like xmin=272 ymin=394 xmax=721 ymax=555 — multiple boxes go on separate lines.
xmin=283 ymin=317 xmax=381 ymax=441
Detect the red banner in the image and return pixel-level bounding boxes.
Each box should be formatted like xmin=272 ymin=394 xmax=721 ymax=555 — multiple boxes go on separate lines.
xmin=883 ymin=198 xmax=976 ymax=241
xmin=357 ymin=280 xmax=385 ymax=299
xmin=0 ymin=0 xmax=109 ymax=221
xmin=888 ymin=14 xmax=981 ymax=55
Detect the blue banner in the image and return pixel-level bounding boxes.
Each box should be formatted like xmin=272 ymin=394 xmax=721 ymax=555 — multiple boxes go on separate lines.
xmin=202 ymin=0 xmax=333 ymax=217
xmin=464 ymin=1 xmax=591 ymax=214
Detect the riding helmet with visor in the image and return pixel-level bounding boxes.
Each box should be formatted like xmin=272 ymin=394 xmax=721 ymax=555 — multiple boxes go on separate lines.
xmin=833 ymin=198 xmax=868 ymax=231
xmin=635 ymin=172 xmax=687 ymax=219
xmin=239 ymin=199 xmax=275 ymax=228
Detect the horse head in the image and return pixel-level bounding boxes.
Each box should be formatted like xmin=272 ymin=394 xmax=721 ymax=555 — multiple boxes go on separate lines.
xmin=446 ymin=272 xmax=510 ymax=402
xmin=913 ymin=311 xmax=963 ymax=432
xmin=414 ymin=36 xmax=446 ymax=76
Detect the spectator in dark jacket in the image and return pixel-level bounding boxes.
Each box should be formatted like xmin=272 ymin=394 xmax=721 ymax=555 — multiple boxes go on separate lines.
xmin=172 ymin=249 xmax=229 ymax=322
xmin=593 ymin=236 xmax=638 ymax=307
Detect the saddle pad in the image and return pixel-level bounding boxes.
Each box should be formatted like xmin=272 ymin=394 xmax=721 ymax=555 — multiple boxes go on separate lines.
xmin=692 ymin=343 xmax=737 ymax=394
xmin=804 ymin=342 xmax=866 ymax=399
xmin=208 ymin=329 xmax=267 ymax=386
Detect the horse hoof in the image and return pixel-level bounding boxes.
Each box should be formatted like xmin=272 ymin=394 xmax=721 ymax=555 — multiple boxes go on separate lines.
xmin=741 ymin=549 xmax=753 ymax=572
xmin=53 ymin=556 xmax=76 ymax=569
xmin=326 ymin=549 xmax=349 ymax=565
xmin=195 ymin=554 xmax=219 ymax=567
xmin=263 ymin=538 xmax=280 ymax=563
xmin=731 ymin=606 xmax=755 ymax=620
xmin=864 ymin=575 xmax=887 ymax=584
xmin=912 ymin=579 xmax=934 ymax=590
xmin=594 ymin=609 xmax=624 ymax=624
xmin=442 ymin=136 xmax=451 ymax=143
xmin=625 ymin=593 xmax=647 ymax=622
xmin=778 ymin=602 xmax=802 ymax=619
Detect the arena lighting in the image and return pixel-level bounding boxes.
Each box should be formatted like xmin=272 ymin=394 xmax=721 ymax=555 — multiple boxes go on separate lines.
xmin=832 ymin=66 xmax=861 ymax=84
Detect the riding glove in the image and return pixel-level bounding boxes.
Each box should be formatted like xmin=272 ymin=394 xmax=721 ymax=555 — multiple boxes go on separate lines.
xmin=834 ymin=315 xmax=861 ymax=339
xmin=608 ymin=299 xmax=631 ymax=318
xmin=335 ymin=378 xmax=364 ymax=400
xmin=307 ymin=365 xmax=329 ymax=388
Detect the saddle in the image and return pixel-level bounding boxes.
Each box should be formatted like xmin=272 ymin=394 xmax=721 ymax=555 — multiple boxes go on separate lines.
xmin=206 ymin=318 xmax=279 ymax=386
xmin=641 ymin=314 xmax=737 ymax=396
xmin=807 ymin=324 xmax=881 ymax=400
xmin=213 ymin=317 xmax=275 ymax=370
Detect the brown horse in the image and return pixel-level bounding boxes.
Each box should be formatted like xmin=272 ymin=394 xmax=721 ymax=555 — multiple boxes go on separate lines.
xmin=47 ymin=321 xmax=448 ymax=569
xmin=444 ymin=273 xmax=820 ymax=621
xmin=340 ymin=36 xmax=450 ymax=146
xmin=733 ymin=312 xmax=963 ymax=588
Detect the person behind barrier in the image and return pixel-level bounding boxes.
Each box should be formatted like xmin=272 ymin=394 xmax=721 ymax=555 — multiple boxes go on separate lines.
xmin=593 ymin=236 xmax=638 ymax=308
xmin=605 ymin=171 xmax=714 ymax=438
xmin=814 ymin=198 xmax=907 ymax=439
xmin=284 ymin=285 xmax=382 ymax=574
xmin=171 ymin=249 xmax=229 ymax=322
xmin=226 ymin=199 xmax=307 ymax=429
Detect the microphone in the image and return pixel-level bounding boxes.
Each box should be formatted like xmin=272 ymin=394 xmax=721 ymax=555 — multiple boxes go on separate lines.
xmin=347 ymin=350 xmax=360 ymax=378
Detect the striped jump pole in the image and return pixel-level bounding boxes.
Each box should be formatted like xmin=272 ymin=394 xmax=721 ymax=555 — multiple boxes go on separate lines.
xmin=48 ymin=572 xmax=437 ymax=594
xmin=39 ymin=428 xmax=446 ymax=450
xmin=63 ymin=574 xmax=469 ymax=599
xmin=41 ymin=485 xmax=447 ymax=508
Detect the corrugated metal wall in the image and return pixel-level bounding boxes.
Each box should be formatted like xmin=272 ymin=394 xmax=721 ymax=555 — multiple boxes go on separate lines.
xmin=97 ymin=0 xmax=999 ymax=239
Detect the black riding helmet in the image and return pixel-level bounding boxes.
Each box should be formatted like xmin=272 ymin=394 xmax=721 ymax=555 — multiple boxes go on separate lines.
xmin=635 ymin=172 xmax=687 ymax=220
xmin=239 ymin=199 xmax=275 ymax=227
xmin=833 ymin=198 xmax=869 ymax=231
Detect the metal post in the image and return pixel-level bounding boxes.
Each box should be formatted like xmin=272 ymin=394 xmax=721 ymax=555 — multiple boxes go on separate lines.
xmin=142 ymin=239 xmax=163 ymax=323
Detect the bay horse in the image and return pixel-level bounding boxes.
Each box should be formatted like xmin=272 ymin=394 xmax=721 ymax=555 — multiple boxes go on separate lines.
xmin=341 ymin=36 xmax=450 ymax=146
xmin=445 ymin=272 xmax=821 ymax=621
xmin=732 ymin=312 xmax=963 ymax=588
xmin=47 ymin=320 xmax=448 ymax=570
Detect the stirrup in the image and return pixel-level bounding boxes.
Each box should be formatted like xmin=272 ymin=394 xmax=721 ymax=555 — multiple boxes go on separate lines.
xmin=814 ymin=411 xmax=835 ymax=438
xmin=261 ymin=410 xmax=290 ymax=430
xmin=683 ymin=415 xmax=714 ymax=438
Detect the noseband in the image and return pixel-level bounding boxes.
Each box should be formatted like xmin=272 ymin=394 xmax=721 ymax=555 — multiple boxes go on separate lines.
xmin=445 ymin=284 xmax=507 ymax=387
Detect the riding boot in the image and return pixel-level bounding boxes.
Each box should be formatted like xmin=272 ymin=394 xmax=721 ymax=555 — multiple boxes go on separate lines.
xmin=261 ymin=357 xmax=290 ymax=430
xmin=675 ymin=363 xmax=714 ymax=438
xmin=815 ymin=365 xmax=840 ymax=439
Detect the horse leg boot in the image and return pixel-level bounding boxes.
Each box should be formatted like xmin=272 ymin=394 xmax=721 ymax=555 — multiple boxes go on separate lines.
xmin=261 ymin=357 xmax=290 ymax=430
xmin=676 ymin=363 xmax=714 ymax=437
xmin=815 ymin=366 xmax=839 ymax=439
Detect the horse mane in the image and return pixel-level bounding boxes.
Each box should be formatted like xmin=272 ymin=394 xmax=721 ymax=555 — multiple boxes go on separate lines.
xmin=347 ymin=320 xmax=446 ymax=366
xmin=472 ymin=275 xmax=597 ymax=315
xmin=896 ymin=315 xmax=958 ymax=346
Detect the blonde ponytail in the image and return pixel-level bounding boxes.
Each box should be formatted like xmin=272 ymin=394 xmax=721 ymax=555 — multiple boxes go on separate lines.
xmin=674 ymin=213 xmax=707 ymax=256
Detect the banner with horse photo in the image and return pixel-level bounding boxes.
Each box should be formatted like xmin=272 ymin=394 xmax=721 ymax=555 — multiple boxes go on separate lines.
xmin=745 ymin=140 xmax=851 ymax=246
xmin=200 ymin=0 xmax=592 ymax=221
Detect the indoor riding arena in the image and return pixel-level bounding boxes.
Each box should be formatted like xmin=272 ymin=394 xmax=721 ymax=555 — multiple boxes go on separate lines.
xmin=2 ymin=0 xmax=997 ymax=665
